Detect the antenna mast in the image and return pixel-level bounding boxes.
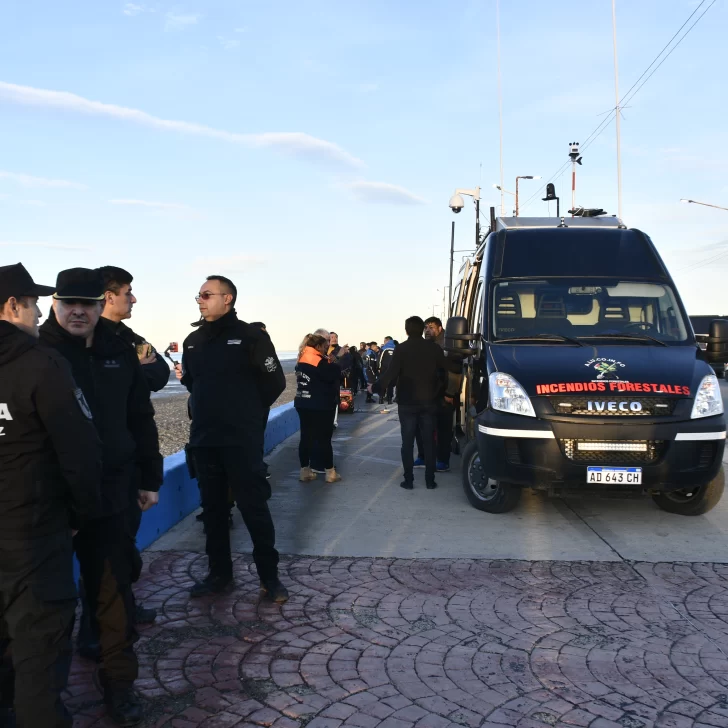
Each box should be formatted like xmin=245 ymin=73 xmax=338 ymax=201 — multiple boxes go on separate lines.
xmin=496 ymin=0 xmax=505 ymax=216
xmin=611 ymin=0 xmax=623 ymax=219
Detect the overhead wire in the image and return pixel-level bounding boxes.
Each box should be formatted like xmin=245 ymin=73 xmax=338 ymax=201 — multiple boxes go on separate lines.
xmin=519 ymin=0 xmax=715 ymax=214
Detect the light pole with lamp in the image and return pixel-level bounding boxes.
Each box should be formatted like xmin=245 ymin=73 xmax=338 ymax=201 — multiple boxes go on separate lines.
xmin=681 ymin=199 xmax=728 ymax=212
xmin=515 ymin=175 xmax=541 ymax=217
xmin=448 ymin=187 xmax=481 ymax=319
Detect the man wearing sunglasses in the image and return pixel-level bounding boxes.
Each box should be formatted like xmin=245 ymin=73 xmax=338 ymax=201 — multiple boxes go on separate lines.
xmin=39 ymin=268 xmax=162 ymax=727
xmin=177 ymin=275 xmax=288 ymax=602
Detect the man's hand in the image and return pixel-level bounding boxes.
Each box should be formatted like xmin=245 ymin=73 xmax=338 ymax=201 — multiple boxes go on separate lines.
xmin=140 ymin=353 xmax=158 ymax=366
xmin=444 ymin=396 xmax=454 ymax=405
xmin=174 ymin=363 xmax=183 ymax=380
xmin=138 ymin=490 xmax=160 ymax=511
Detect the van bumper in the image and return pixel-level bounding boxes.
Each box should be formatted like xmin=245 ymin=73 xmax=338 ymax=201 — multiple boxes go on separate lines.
xmin=475 ymin=411 xmax=726 ymax=491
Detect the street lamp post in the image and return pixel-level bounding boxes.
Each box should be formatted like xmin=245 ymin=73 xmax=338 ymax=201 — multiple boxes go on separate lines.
xmin=515 ymin=175 xmax=541 ymax=217
xmin=681 ymin=199 xmax=728 ymax=212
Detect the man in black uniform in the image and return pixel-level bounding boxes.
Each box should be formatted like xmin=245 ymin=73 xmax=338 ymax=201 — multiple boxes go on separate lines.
xmin=176 ymin=275 xmax=287 ymax=601
xmin=98 ymin=265 xmax=168 ymax=627
xmin=376 ymin=316 xmax=446 ymax=490
xmin=0 ymin=263 xmax=102 ymax=728
xmin=40 ymin=268 xmax=163 ymax=727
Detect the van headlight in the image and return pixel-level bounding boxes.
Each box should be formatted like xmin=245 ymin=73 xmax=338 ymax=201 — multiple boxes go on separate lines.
xmin=489 ymin=372 xmax=536 ymax=417
xmin=691 ymin=374 xmax=724 ymax=419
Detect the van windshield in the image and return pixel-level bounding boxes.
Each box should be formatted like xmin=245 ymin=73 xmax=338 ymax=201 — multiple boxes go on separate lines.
xmin=492 ymin=279 xmax=691 ymax=344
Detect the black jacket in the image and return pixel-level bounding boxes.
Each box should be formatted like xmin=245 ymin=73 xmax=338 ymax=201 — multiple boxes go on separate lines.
xmin=376 ymin=335 xmax=446 ymax=406
xmin=0 ymin=321 xmax=102 ymax=598
xmin=39 ymin=312 xmax=163 ymax=517
xmin=181 ymin=311 xmax=286 ymax=447
xmin=102 ymin=318 xmax=170 ymax=393
xmin=295 ymin=347 xmax=341 ymax=410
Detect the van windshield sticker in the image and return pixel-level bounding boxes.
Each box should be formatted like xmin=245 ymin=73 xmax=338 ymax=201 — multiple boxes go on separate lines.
xmin=535 ymin=381 xmax=691 ymax=396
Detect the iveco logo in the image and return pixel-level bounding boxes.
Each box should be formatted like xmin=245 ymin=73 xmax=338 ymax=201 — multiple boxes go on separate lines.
xmin=587 ymin=401 xmax=643 ymax=412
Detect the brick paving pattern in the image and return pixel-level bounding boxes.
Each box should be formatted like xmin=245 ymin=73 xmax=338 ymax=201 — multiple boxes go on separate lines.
xmin=68 ymin=552 xmax=728 ymax=727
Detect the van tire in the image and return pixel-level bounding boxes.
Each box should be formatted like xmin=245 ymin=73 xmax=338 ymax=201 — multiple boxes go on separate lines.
xmin=651 ymin=467 xmax=725 ymax=516
xmin=462 ymin=440 xmax=522 ymax=513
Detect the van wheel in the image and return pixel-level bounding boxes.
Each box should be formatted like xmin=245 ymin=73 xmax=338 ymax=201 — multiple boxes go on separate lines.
xmin=652 ymin=467 xmax=725 ymax=515
xmin=462 ymin=440 xmax=522 ymax=513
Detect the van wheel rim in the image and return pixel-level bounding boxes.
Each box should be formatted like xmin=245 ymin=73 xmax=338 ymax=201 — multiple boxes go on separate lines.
xmin=468 ymin=452 xmax=500 ymax=501
xmin=663 ymin=486 xmax=704 ymax=503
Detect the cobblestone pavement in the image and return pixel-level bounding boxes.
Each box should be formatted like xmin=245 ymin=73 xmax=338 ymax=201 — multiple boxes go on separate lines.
xmin=68 ymin=552 xmax=728 ymax=728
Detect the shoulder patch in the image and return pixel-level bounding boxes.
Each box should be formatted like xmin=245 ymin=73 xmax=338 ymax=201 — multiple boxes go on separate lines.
xmin=74 ymin=388 xmax=93 ymax=420
xmin=264 ymin=356 xmax=278 ymax=373
xmin=228 ymin=339 xmax=242 ymax=345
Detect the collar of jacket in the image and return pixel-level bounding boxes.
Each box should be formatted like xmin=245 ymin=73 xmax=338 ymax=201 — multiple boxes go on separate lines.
xmin=100 ymin=317 xmax=138 ymax=346
xmin=193 ymin=309 xmax=239 ymax=336
xmin=0 ymin=320 xmax=36 ymax=366
xmin=299 ymin=346 xmax=324 ymax=367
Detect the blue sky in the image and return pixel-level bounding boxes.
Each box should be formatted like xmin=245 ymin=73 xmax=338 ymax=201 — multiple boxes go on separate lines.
xmin=1 ymin=0 xmax=726 ymax=350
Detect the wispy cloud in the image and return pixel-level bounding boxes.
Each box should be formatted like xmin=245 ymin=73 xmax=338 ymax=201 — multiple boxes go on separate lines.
xmin=346 ymin=181 xmax=427 ymax=205
xmin=217 ymin=36 xmax=240 ymax=51
xmin=123 ymin=3 xmax=151 ymax=16
xmin=192 ymin=254 xmax=267 ymax=272
xmin=0 ymin=81 xmax=364 ymax=169
xmin=109 ymin=198 xmax=192 ymax=211
xmin=0 ymin=169 xmax=86 ymax=190
xmin=234 ymin=27 xmax=247 ymax=33
xmin=165 ymin=12 xmax=201 ymax=31
xmin=0 ymin=241 xmax=92 ymax=251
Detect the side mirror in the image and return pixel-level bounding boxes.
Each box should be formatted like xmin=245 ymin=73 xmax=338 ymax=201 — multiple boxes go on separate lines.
xmin=706 ymin=319 xmax=728 ymax=363
xmin=445 ymin=316 xmax=478 ymax=357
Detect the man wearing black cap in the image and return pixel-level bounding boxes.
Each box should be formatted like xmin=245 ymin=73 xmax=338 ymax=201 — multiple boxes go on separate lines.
xmin=39 ymin=268 xmax=163 ymax=726
xmin=0 ymin=263 xmax=102 ymax=727
xmin=97 ymin=265 xmax=168 ymax=629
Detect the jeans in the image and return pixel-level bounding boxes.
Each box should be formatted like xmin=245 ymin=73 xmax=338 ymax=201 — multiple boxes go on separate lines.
xmin=297 ymin=408 xmax=335 ymax=470
xmin=192 ymin=447 xmax=279 ymax=583
xmin=415 ymin=401 xmax=454 ymax=465
xmin=399 ymin=404 xmax=436 ymax=484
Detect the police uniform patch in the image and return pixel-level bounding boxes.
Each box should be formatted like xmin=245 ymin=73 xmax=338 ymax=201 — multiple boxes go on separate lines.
xmin=74 ymin=388 xmax=93 ymax=419
xmin=264 ymin=356 xmax=278 ymax=373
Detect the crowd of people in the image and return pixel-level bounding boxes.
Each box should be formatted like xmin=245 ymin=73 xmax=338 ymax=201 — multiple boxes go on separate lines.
xmin=0 ymin=263 xmax=289 ymax=727
xmin=0 ymin=258 xmax=460 ymax=727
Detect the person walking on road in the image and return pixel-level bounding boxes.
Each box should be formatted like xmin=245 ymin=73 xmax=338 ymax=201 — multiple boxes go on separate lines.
xmin=0 ymin=263 xmax=102 ymax=728
xmin=39 ymin=267 xmax=162 ymax=727
xmin=375 ymin=316 xmax=446 ymax=490
xmin=176 ymin=275 xmax=288 ymax=602
xmin=295 ymin=334 xmax=342 ymax=483
xmin=377 ymin=336 xmax=396 ymax=405
xmin=364 ymin=342 xmax=379 ymax=403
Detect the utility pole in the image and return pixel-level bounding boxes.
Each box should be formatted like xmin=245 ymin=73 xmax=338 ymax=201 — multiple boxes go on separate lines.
xmin=612 ymin=0 xmax=623 ymax=219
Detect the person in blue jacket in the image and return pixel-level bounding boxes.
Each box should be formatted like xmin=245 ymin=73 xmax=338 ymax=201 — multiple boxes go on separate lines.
xmin=377 ymin=336 xmax=396 ymax=404
xmin=295 ymin=334 xmax=342 ymax=483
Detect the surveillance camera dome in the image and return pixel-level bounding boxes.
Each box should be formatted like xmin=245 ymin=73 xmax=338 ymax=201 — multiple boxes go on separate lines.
xmin=449 ymin=193 xmax=465 ymax=213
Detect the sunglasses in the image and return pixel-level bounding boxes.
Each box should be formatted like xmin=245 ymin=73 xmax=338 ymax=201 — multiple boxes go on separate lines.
xmin=195 ymin=292 xmax=226 ymax=301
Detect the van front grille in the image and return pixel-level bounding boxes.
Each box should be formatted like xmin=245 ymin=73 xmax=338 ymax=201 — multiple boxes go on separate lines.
xmin=549 ymin=396 xmax=676 ymax=417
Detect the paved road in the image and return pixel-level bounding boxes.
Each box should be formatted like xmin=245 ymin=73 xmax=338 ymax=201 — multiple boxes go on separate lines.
xmin=67 ymin=386 xmax=728 ymax=726
xmin=152 ymin=385 xmax=728 ymax=563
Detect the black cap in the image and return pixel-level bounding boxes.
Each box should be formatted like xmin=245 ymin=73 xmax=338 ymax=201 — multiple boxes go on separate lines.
xmin=0 ymin=262 xmax=55 ymax=301
xmin=53 ymin=268 xmax=105 ymax=301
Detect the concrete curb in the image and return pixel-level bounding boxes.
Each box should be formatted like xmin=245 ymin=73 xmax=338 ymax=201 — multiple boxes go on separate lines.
xmin=135 ymin=402 xmax=301 ymax=551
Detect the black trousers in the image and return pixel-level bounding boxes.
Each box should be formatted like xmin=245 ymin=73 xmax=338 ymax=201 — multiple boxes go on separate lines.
xmin=0 ymin=584 xmax=75 ymax=727
xmin=399 ymin=404 xmax=436 ymax=484
xmin=193 ymin=447 xmax=279 ymax=583
xmin=297 ymin=408 xmax=335 ymax=470
xmin=415 ymin=401 xmax=454 ymax=464
xmin=74 ymin=513 xmax=138 ymax=688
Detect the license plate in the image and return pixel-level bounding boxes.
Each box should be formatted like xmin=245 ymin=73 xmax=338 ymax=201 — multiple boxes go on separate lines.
xmin=587 ymin=467 xmax=642 ymax=484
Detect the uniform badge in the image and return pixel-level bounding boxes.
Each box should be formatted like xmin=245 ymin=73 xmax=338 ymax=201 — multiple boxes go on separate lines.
xmin=74 ymin=388 xmax=93 ymax=419
xmin=264 ymin=356 xmax=278 ymax=372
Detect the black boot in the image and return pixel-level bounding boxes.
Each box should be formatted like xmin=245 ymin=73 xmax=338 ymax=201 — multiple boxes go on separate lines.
xmin=133 ymin=603 xmax=157 ymax=624
xmin=260 ymin=577 xmax=289 ymax=604
xmin=190 ymin=573 xmax=233 ymax=598
xmin=98 ymin=670 xmax=142 ymax=727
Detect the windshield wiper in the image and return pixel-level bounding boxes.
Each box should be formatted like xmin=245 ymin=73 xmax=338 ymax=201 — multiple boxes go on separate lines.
xmin=581 ymin=333 xmax=668 ymax=347
xmin=495 ymin=333 xmax=586 ymax=347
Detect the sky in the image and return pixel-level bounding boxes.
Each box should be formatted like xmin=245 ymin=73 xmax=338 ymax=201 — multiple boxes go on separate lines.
xmin=1 ymin=0 xmax=727 ymax=350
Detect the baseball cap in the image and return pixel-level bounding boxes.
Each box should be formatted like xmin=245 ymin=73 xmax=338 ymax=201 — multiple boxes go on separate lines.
xmin=53 ymin=268 xmax=105 ymax=301
xmin=0 ymin=263 xmax=55 ymax=301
